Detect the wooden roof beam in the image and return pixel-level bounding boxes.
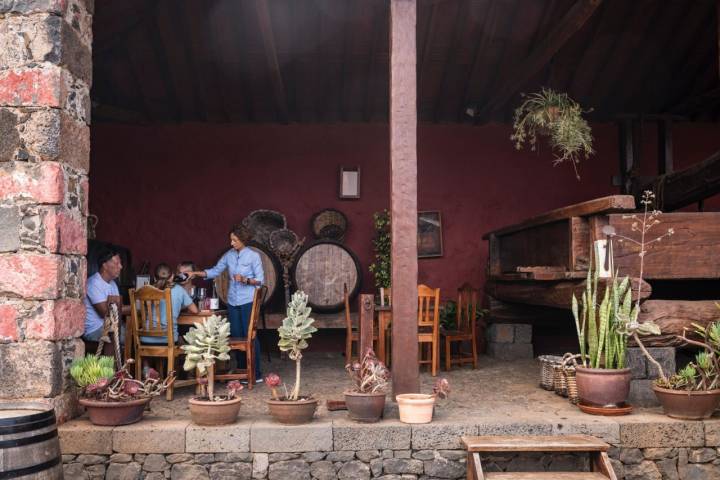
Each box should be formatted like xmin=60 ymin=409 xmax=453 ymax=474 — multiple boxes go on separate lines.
xmin=472 ymin=0 xmax=603 ymax=120
xmin=255 ymin=0 xmax=290 ymax=124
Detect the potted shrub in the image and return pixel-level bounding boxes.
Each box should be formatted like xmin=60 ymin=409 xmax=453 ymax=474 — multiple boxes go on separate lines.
xmin=182 ymin=315 xmax=244 ymax=426
xmin=368 ymin=210 xmax=391 ymax=304
xmin=345 ymin=348 xmax=390 ymax=422
xmin=396 ymin=378 xmax=450 ymax=424
xmin=71 ymin=355 xmax=175 ymax=426
xmin=265 ymin=291 xmax=318 ymax=424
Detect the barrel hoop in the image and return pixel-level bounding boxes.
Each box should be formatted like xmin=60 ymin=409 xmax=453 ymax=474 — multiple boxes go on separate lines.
xmin=0 ymin=409 xmax=54 ymax=427
xmin=0 ymin=416 xmax=56 ymax=435
xmin=0 ymin=456 xmax=61 ymax=480
xmin=0 ymin=428 xmax=57 ymax=449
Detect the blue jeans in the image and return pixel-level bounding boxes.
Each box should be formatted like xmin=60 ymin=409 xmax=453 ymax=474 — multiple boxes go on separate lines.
xmin=228 ymin=303 xmax=261 ymax=378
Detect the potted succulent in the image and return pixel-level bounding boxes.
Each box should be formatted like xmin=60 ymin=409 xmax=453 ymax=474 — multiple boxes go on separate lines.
xmin=71 ymin=355 xmax=175 ymax=426
xmin=182 ymin=315 xmax=244 ymax=425
xmin=345 ymin=348 xmax=390 ymax=422
xmin=396 ymin=378 xmax=450 ymax=424
xmin=265 ymin=291 xmax=318 ymax=424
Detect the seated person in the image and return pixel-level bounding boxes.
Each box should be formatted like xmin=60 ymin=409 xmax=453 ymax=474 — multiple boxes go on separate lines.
xmin=83 ymin=249 xmax=130 ymax=347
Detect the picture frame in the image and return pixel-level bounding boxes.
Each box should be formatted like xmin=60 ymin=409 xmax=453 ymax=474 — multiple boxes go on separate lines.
xmin=339 ymin=166 xmax=361 ymax=199
xmin=418 ymin=211 xmax=443 ymax=258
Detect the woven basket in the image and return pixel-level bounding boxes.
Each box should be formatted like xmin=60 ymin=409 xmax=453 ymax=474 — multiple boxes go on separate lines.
xmin=538 ymin=355 xmax=563 ymax=391
xmin=269 ymin=228 xmax=302 ymax=259
xmin=242 ymin=210 xmax=287 ymax=246
xmin=553 ymin=364 xmax=568 ymax=397
xmin=311 ymin=209 xmax=347 ymax=241
xmin=561 ymin=353 xmax=581 ymax=404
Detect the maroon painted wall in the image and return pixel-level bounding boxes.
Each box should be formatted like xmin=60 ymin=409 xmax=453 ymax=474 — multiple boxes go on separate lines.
xmin=89 ymin=122 xmax=719 ymax=302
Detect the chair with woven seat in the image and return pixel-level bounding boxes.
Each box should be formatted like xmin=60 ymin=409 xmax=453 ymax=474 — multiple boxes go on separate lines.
xmin=344 ymin=283 xmax=378 ymax=362
xmin=442 ymin=283 xmax=480 ymax=371
xmin=418 ymin=284 xmax=441 ymax=376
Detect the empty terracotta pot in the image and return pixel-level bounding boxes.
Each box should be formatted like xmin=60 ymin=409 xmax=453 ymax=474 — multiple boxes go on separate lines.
xmin=575 ymin=367 xmax=631 ymax=407
xmin=396 ymin=394 xmax=435 ymax=424
xmin=189 ymin=397 xmax=242 ymax=426
xmin=653 ymin=385 xmax=720 ymax=420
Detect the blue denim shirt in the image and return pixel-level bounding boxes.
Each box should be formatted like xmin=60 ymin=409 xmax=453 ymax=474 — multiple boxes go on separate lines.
xmin=205 ymin=247 xmax=264 ymax=306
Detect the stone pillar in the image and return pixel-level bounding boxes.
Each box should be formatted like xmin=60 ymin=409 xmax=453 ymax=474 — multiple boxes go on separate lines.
xmin=627 ymin=346 xmax=676 ymax=407
xmin=0 ymin=0 xmax=93 ymax=422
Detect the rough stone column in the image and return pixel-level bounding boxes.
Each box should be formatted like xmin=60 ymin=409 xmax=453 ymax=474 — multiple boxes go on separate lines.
xmin=0 ymin=0 xmax=93 ymax=422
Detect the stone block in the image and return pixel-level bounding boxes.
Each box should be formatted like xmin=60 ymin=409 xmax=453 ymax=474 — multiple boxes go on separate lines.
xmin=39 ymin=207 xmax=87 ymax=255
xmin=0 ymin=161 xmax=64 ymax=204
xmin=253 ymin=453 xmax=269 ymax=479
xmin=58 ymin=418 xmax=113 ymax=454
xmin=552 ymin=417 xmax=620 ymax=444
xmin=106 ymin=462 xmax=141 ymax=480
xmin=209 ymin=462 xmax=252 ymax=479
xmin=0 ymin=66 xmax=63 ymax=108
xmin=625 ymin=348 xmax=647 ymax=379
xmin=488 ymin=324 xmax=514 ymax=343
xmin=309 ymin=460 xmax=334 ymax=480
xmin=383 ymin=458 xmax=424 ymax=474
xmin=338 ymin=460 xmax=371 ymax=479
xmin=619 ymin=417 xmax=704 ymax=448
xmin=0 ymin=340 xmax=62 ymax=396
xmin=478 ymin=419 xmax=553 ymax=437
xmin=486 ymin=342 xmax=533 ymax=360
xmin=0 ymin=253 xmax=64 ymax=299
xmin=267 ymin=459 xmax=310 ymax=480
xmin=514 ymin=324 xmax=532 ymax=344
xmin=0 ymin=206 xmax=20 ymax=251
xmin=113 ymin=418 xmax=188 ymax=453
xmin=332 ymin=419 xmax=411 ymax=451
xmin=624 ymin=460 xmax=662 ymax=480
xmin=24 ymin=299 xmax=85 ymax=341
xmin=186 ymin=419 xmax=250 ymax=453
xmin=704 ymin=419 xmax=720 ymax=446
xmin=251 ymin=419 xmax=332 ymax=452
xmin=412 ymin=422 xmax=477 ymax=449
xmin=680 ymin=463 xmax=720 ymax=480
xmin=628 ymin=379 xmax=660 ymax=407
xmin=170 ymin=463 xmax=210 ymax=480
xmin=424 ymin=457 xmax=466 ymax=478
xmin=646 ymin=347 xmax=676 ymax=379
xmin=0 ymin=303 xmax=19 ymax=342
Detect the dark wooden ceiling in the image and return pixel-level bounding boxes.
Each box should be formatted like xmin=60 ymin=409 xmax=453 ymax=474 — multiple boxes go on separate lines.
xmin=92 ymin=0 xmax=720 ymax=124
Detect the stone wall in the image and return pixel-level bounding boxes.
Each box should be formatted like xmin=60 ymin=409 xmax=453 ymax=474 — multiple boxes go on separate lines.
xmin=0 ymin=0 xmax=92 ymax=421
xmin=486 ymin=323 xmax=533 ymax=360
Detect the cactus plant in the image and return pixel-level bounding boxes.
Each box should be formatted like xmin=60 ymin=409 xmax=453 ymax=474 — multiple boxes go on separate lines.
xmin=277 ymin=291 xmax=317 ymax=400
xmin=182 ymin=314 xmax=232 ymax=401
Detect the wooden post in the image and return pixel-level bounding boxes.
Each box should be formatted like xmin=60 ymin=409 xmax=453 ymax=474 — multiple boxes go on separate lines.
xmin=389 ymin=0 xmax=419 ymax=396
xmin=358 ymin=294 xmax=375 ymax=359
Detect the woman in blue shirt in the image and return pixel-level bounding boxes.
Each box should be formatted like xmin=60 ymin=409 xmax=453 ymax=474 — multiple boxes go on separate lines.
xmin=191 ymin=224 xmax=264 ymax=380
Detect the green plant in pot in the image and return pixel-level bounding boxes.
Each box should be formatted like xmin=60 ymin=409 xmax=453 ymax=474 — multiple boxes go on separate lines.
xmin=368 ymin=210 xmax=391 ymax=304
xmin=182 ymin=315 xmax=244 ymax=426
xmin=71 ymin=355 xmax=175 ymax=426
xmin=344 ymin=348 xmax=390 ymax=423
xmin=265 ymin=291 xmax=318 ymax=424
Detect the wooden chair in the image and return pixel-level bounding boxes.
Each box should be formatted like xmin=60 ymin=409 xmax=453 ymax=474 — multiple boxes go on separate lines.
xmin=418 ymin=284 xmax=441 ymax=376
xmin=215 ymin=286 xmax=266 ymax=389
xmin=129 ymin=285 xmax=195 ymax=401
xmin=344 ymin=283 xmax=378 ymax=362
xmin=442 ymin=284 xmax=479 ymax=370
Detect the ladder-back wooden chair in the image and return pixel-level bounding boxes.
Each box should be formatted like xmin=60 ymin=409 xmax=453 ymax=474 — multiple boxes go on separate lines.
xmin=442 ymin=283 xmax=479 ymax=370
xmin=129 ymin=285 xmax=195 ymax=401
xmin=344 ymin=283 xmax=378 ymax=362
xmin=216 ymin=286 xmax=266 ymax=389
xmin=418 ymin=284 xmax=441 ymax=376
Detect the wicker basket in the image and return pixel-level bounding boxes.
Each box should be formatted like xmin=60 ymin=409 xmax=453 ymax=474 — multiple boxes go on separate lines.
xmin=311 ymin=209 xmax=347 ymax=241
xmin=269 ymin=228 xmax=302 ymax=259
xmin=553 ymin=363 xmax=568 ymax=397
xmin=561 ymin=353 xmax=581 ymax=404
xmin=538 ymin=355 xmax=563 ymax=391
xmin=242 ymin=210 xmax=287 ymax=246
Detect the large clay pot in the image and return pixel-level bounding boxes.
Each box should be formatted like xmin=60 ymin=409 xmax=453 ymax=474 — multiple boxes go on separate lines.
xmin=189 ymin=397 xmax=242 ymax=425
xmin=575 ymin=367 xmax=631 ymax=407
xmin=79 ymin=397 xmax=151 ymax=426
xmin=396 ymin=394 xmax=435 ymax=424
xmin=344 ymin=391 xmax=386 ymax=423
xmin=653 ymin=385 xmax=720 ymax=420
xmin=266 ymin=398 xmax=318 ymax=424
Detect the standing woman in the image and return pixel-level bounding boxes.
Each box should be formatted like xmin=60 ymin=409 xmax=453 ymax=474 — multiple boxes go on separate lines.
xmin=191 ymin=224 xmax=264 ymax=381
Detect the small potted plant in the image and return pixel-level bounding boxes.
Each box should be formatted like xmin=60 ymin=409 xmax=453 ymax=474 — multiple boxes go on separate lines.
xmin=71 ymin=355 xmax=175 ymax=426
xmin=396 ymin=378 xmax=450 ymax=424
xmin=182 ymin=315 xmax=244 ymax=425
xmin=345 ymin=348 xmax=390 ymax=422
xmin=368 ymin=210 xmax=391 ymax=304
xmin=265 ymin=291 xmax=318 ymax=424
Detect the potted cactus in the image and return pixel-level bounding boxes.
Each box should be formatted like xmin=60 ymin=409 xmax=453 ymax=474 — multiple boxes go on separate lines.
xmin=182 ymin=315 xmax=244 ymax=425
xmin=345 ymin=348 xmax=390 ymax=422
xmin=71 ymin=355 xmax=175 ymax=426
xmin=265 ymin=291 xmax=318 ymax=424
xmin=396 ymin=378 xmax=450 ymax=424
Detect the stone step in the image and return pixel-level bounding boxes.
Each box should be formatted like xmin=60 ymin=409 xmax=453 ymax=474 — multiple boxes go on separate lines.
xmin=486 ymin=473 xmax=609 ymax=480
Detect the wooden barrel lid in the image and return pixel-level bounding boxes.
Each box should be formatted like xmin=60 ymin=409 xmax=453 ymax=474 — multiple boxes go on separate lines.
xmin=213 ymin=244 xmax=280 ymax=305
xmin=291 ymin=240 xmax=362 ymax=313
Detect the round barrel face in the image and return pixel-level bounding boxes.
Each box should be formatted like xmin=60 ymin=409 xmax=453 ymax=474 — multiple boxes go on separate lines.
xmin=293 ymin=243 xmax=360 ymax=312
xmin=0 ymin=404 xmax=62 ymax=479
xmin=214 ymin=247 xmax=278 ymax=305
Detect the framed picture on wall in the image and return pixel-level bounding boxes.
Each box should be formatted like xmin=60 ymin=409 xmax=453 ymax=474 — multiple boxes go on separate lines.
xmin=418 ymin=211 xmax=443 ymax=258
xmin=339 ymin=166 xmax=361 ymax=199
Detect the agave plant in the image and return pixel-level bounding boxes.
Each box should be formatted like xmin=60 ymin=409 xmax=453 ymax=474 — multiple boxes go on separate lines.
xmin=277 ymin=291 xmax=317 ymax=401
xmin=70 ymin=355 xmax=115 ymax=388
xmin=182 ymin=314 xmax=232 ymax=401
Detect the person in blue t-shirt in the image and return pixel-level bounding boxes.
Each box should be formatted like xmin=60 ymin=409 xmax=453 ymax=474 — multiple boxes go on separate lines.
xmin=140 ymin=263 xmax=198 ymax=345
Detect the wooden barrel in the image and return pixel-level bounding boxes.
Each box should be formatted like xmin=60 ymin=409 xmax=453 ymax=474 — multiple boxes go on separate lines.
xmin=213 ymin=243 xmax=281 ymax=306
xmin=0 ymin=402 xmax=63 ymax=479
xmin=291 ymin=240 xmax=362 ymax=313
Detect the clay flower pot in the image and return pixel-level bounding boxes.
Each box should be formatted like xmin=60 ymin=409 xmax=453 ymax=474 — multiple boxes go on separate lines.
xmin=575 ymin=367 xmax=631 ymax=407
xmin=189 ymin=397 xmax=242 ymax=426
xmin=266 ymin=398 xmax=318 ymax=424
xmin=79 ymin=397 xmax=151 ymax=426
xmin=396 ymin=394 xmax=435 ymax=424
xmin=344 ymin=391 xmax=386 ymax=423
xmin=653 ymin=385 xmax=720 ymax=420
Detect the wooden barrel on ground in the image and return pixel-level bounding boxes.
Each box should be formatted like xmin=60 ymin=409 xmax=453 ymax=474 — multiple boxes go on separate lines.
xmin=214 ymin=243 xmax=281 ymax=306
xmin=291 ymin=240 xmax=362 ymax=313
xmin=0 ymin=402 xmax=63 ymax=479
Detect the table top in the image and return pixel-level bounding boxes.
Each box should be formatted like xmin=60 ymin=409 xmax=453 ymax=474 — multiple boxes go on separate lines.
xmin=178 ymin=309 xmax=227 ymax=325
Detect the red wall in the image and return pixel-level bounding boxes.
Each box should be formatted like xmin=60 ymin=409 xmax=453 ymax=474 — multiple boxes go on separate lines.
xmin=89 ymin=122 xmax=719 ymax=302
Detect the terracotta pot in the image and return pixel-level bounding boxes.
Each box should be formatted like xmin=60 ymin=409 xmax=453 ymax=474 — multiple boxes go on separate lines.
xmin=344 ymin=391 xmax=386 ymax=423
xmin=396 ymin=394 xmax=435 ymax=424
xmin=266 ymin=398 xmax=318 ymax=424
xmin=575 ymin=367 xmax=631 ymax=407
xmin=653 ymin=385 xmax=720 ymax=420
xmin=79 ymin=397 xmax=151 ymax=426
xmin=189 ymin=397 xmax=242 ymax=425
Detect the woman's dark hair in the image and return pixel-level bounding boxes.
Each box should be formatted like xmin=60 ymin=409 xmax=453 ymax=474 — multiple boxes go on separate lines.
xmin=229 ymin=224 xmax=252 ymax=244
xmin=153 ymin=263 xmax=173 ymax=290
xmin=97 ymin=248 xmax=119 ymax=271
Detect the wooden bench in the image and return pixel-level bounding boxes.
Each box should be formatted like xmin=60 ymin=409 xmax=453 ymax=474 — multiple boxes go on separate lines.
xmin=461 ymin=435 xmax=617 ymax=480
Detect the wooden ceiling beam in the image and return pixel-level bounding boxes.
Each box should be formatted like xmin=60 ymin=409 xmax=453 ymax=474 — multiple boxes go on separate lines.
xmin=472 ymin=0 xmax=603 ymax=120
xmin=431 ymin=1 xmax=467 ymax=122
xmin=565 ymin=1 xmax=613 ymax=97
xmin=667 ymin=86 xmax=720 ymax=115
xmin=255 ymin=0 xmax=290 ymax=124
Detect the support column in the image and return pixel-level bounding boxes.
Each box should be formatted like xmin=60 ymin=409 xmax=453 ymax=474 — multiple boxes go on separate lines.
xmin=389 ymin=0 xmax=419 ymax=396
xmin=0 ymin=0 xmax=93 ymax=422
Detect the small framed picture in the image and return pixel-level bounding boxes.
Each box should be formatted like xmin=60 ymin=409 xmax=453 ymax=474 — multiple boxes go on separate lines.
xmin=339 ymin=166 xmax=361 ymax=199
xmin=418 ymin=211 xmax=443 ymax=258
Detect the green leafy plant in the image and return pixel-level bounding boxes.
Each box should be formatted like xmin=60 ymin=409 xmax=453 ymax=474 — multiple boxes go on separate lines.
xmin=182 ymin=314 xmax=232 ymax=401
xmin=277 ymin=291 xmax=317 ymax=400
xmin=440 ymin=300 xmax=487 ymax=331
xmin=71 ymin=357 xmax=175 ymax=401
xmin=368 ymin=210 xmax=391 ymax=289
xmin=511 ymin=88 xmax=594 ymax=180
xmin=70 ymin=355 xmax=115 ymax=388
xmin=657 ymin=319 xmax=720 ymax=391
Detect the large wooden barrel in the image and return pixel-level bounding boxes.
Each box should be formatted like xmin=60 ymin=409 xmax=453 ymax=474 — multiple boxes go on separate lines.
xmin=0 ymin=403 xmax=63 ymax=479
xmin=291 ymin=240 xmax=362 ymax=313
xmin=214 ymin=243 xmax=281 ymax=306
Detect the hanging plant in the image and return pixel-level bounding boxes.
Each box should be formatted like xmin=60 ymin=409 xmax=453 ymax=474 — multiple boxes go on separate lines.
xmin=510 ymin=88 xmax=594 ymax=180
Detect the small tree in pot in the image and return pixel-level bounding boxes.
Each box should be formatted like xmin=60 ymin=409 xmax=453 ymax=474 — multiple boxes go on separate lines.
xmin=182 ymin=315 xmax=244 ymax=425
xmin=345 ymin=348 xmax=390 ymax=422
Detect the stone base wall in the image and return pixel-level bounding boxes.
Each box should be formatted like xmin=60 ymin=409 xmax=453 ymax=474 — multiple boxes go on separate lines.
xmin=486 ymin=323 xmax=533 ymax=360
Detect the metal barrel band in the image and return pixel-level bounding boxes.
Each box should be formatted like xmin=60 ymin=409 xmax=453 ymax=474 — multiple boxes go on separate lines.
xmin=0 ymin=456 xmax=61 ymax=480
xmin=0 ymin=429 xmax=57 ymax=449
